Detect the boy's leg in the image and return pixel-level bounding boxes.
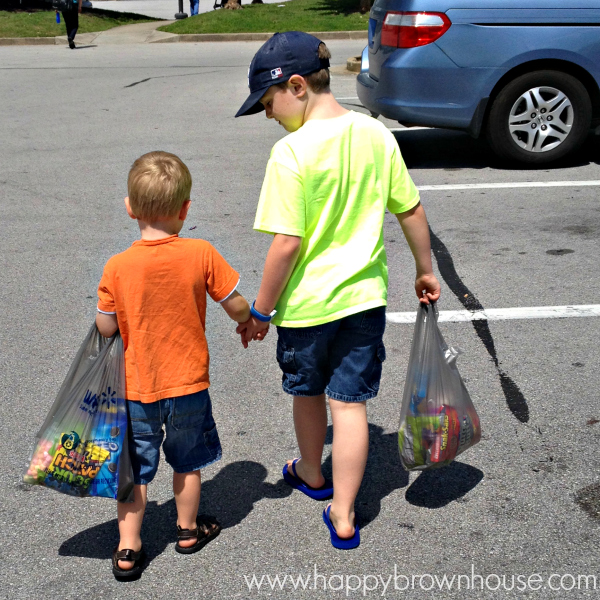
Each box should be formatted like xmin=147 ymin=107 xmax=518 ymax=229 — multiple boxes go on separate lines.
xmin=286 ymin=394 xmax=327 ymax=488
xmin=328 ymin=399 xmax=369 ymax=539
xmin=163 ymin=390 xmax=222 ymax=550
xmin=323 ymin=307 xmax=385 ymax=538
xmin=117 ymin=483 xmax=147 ymax=569
xmin=173 ymin=470 xmax=201 ymax=548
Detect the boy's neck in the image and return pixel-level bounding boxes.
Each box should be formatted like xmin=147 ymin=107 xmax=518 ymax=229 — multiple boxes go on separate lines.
xmin=137 ymin=218 xmax=182 ymax=241
xmin=303 ymin=91 xmax=349 ymax=124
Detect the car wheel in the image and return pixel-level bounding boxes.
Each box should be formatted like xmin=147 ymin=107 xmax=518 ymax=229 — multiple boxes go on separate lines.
xmin=486 ymin=70 xmax=592 ymax=164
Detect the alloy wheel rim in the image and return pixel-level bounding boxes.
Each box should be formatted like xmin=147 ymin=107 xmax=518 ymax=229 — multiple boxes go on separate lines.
xmin=508 ymin=86 xmax=573 ymax=152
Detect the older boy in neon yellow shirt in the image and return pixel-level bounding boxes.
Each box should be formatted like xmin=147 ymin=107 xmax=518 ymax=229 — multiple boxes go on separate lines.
xmin=236 ymin=32 xmax=440 ymax=549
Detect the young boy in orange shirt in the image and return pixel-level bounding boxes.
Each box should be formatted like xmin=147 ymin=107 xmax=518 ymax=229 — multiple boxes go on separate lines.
xmin=96 ymin=151 xmax=250 ymax=579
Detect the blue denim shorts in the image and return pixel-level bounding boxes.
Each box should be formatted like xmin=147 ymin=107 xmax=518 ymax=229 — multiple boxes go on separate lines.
xmin=127 ymin=389 xmax=222 ymax=485
xmin=275 ymin=306 xmax=387 ymax=403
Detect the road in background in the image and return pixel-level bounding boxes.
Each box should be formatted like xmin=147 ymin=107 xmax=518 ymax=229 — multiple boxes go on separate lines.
xmin=1 ymin=41 xmax=600 ymax=599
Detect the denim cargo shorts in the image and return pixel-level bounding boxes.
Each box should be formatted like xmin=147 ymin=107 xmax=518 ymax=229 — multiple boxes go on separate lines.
xmin=275 ymin=306 xmax=387 ymax=402
xmin=127 ymin=388 xmax=222 ymax=485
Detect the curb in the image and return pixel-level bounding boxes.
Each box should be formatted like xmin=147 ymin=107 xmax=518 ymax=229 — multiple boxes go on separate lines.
xmin=154 ymin=30 xmax=367 ymax=43
xmin=0 ymin=29 xmax=367 ymax=46
xmin=0 ymin=37 xmax=56 ymax=46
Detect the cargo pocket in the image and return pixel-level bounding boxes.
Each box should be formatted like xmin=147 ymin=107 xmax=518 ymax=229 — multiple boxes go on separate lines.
xmin=371 ymin=341 xmax=386 ymax=392
xmin=203 ymin=423 xmax=222 ymax=460
xmin=276 ymin=339 xmax=297 ymax=383
xmin=377 ymin=342 xmax=386 ymax=364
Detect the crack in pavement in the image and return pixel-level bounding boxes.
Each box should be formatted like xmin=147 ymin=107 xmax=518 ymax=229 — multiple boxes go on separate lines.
xmin=124 ymin=70 xmax=221 ymax=88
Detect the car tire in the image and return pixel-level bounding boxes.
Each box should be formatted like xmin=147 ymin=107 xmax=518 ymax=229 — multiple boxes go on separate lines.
xmin=486 ymin=70 xmax=592 ymax=164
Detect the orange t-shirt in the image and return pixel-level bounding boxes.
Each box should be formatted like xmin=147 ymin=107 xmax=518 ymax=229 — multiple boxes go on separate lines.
xmin=97 ymin=235 xmax=239 ymax=403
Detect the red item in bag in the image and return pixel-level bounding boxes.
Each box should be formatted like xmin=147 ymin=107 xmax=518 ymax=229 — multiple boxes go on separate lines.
xmin=430 ymin=405 xmax=481 ymax=465
xmin=430 ymin=406 xmax=460 ymax=464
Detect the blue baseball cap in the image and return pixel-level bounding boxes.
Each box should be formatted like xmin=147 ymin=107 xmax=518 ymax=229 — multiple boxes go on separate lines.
xmin=235 ymin=31 xmax=330 ymax=118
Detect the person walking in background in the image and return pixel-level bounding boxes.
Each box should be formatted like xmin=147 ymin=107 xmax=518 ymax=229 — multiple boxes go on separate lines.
xmin=190 ymin=0 xmax=199 ymax=16
xmin=62 ymin=0 xmax=82 ymax=49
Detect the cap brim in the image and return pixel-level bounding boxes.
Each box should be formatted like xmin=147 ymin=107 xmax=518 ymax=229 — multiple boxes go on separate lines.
xmin=235 ymin=87 xmax=269 ymax=118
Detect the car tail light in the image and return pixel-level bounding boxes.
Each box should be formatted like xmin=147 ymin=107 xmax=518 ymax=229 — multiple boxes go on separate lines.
xmin=381 ymin=11 xmax=451 ymax=48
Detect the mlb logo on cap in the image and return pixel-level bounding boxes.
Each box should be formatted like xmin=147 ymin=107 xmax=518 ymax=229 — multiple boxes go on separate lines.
xmin=270 ymin=67 xmax=283 ymax=79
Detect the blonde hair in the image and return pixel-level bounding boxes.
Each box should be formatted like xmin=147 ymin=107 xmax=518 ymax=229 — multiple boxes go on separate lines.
xmin=127 ymin=151 xmax=192 ymax=221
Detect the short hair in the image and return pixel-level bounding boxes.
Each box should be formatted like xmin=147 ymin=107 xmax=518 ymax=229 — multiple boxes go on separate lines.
xmin=305 ymin=42 xmax=331 ymax=93
xmin=277 ymin=42 xmax=331 ymax=93
xmin=127 ymin=151 xmax=192 ymax=221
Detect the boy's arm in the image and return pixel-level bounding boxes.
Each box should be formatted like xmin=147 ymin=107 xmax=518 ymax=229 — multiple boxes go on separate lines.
xmin=96 ymin=312 xmax=118 ymax=337
xmin=395 ymin=202 xmax=441 ymax=304
xmin=236 ymin=233 xmax=302 ymax=346
xmin=220 ymin=291 xmax=251 ymax=323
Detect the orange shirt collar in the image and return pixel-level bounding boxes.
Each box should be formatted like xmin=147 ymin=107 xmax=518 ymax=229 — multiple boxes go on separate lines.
xmin=132 ymin=234 xmax=179 ymax=247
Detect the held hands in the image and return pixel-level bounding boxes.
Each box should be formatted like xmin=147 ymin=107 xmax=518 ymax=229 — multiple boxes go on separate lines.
xmin=236 ymin=316 xmax=270 ymax=349
xmin=415 ymin=272 xmax=441 ymax=305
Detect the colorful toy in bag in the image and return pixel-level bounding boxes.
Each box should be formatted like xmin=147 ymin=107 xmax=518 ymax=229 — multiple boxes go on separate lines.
xmin=398 ymin=303 xmax=481 ymax=470
xmin=24 ymin=324 xmax=134 ymax=501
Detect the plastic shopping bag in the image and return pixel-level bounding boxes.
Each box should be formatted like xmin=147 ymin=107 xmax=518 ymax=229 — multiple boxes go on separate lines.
xmin=24 ymin=324 xmax=134 ymax=501
xmin=398 ymin=303 xmax=481 ymax=471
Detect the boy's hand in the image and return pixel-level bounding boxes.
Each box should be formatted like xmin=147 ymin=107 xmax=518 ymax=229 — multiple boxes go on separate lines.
xmin=236 ymin=317 xmax=270 ymax=348
xmin=415 ymin=272 xmax=441 ymax=305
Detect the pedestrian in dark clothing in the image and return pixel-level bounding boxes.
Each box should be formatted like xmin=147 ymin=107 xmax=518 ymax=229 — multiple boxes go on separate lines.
xmin=62 ymin=0 xmax=83 ymax=49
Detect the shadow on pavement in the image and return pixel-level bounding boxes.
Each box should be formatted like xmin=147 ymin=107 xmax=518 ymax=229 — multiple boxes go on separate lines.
xmin=322 ymin=424 xmax=483 ymax=525
xmin=393 ymin=129 xmax=600 ymax=171
xmin=58 ymin=460 xmax=291 ymax=566
xmin=405 ymin=461 xmax=484 ymax=509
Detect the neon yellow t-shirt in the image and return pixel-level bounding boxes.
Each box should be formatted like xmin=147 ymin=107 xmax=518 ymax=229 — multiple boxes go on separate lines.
xmin=254 ymin=111 xmax=419 ymax=327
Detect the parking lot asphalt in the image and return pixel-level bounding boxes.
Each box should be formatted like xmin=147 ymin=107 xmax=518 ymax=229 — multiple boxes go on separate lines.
xmin=1 ymin=42 xmax=600 ymax=599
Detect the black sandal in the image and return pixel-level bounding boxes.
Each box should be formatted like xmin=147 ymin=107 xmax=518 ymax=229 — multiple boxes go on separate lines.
xmin=112 ymin=547 xmax=146 ymax=580
xmin=175 ymin=515 xmax=221 ymax=554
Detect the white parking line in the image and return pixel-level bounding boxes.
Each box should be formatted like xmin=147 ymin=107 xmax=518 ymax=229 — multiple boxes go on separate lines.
xmin=390 ymin=127 xmax=432 ymax=131
xmin=417 ymin=181 xmax=600 ymax=191
xmin=387 ymin=305 xmax=600 ymax=323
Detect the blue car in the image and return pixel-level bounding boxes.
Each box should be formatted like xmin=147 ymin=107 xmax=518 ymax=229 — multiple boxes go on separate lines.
xmin=357 ymin=0 xmax=600 ymax=163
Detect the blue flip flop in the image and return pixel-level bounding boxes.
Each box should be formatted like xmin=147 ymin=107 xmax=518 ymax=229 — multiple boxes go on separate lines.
xmin=282 ymin=459 xmax=333 ymax=500
xmin=322 ymin=505 xmax=360 ymax=550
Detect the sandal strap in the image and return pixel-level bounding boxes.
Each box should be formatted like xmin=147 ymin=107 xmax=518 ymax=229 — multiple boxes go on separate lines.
xmin=177 ymin=517 xmax=221 ymax=540
xmin=177 ymin=525 xmax=199 ymax=540
xmin=197 ymin=517 xmax=220 ymax=536
xmin=291 ymin=458 xmax=300 ymax=479
xmin=114 ymin=548 xmax=142 ymax=562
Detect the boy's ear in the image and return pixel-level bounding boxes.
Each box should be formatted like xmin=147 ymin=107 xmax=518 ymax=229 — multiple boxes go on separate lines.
xmin=288 ymin=74 xmax=308 ymax=98
xmin=179 ymin=199 xmax=191 ymax=221
xmin=124 ymin=197 xmax=137 ymax=220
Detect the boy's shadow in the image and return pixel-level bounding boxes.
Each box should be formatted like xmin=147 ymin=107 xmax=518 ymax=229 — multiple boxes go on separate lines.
xmin=59 ymin=461 xmax=291 ymax=567
xmin=59 ymin=434 xmax=484 ymax=562
xmin=322 ymin=424 xmax=483 ymax=527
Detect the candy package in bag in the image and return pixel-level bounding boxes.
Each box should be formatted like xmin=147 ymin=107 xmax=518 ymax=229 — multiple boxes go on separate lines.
xmin=398 ymin=303 xmax=481 ymax=470
xmin=24 ymin=324 xmax=134 ymax=501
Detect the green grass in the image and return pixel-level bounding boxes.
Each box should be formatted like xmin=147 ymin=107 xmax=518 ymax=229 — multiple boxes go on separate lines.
xmin=159 ymin=0 xmax=368 ymax=34
xmin=0 ymin=8 xmax=157 ymax=38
